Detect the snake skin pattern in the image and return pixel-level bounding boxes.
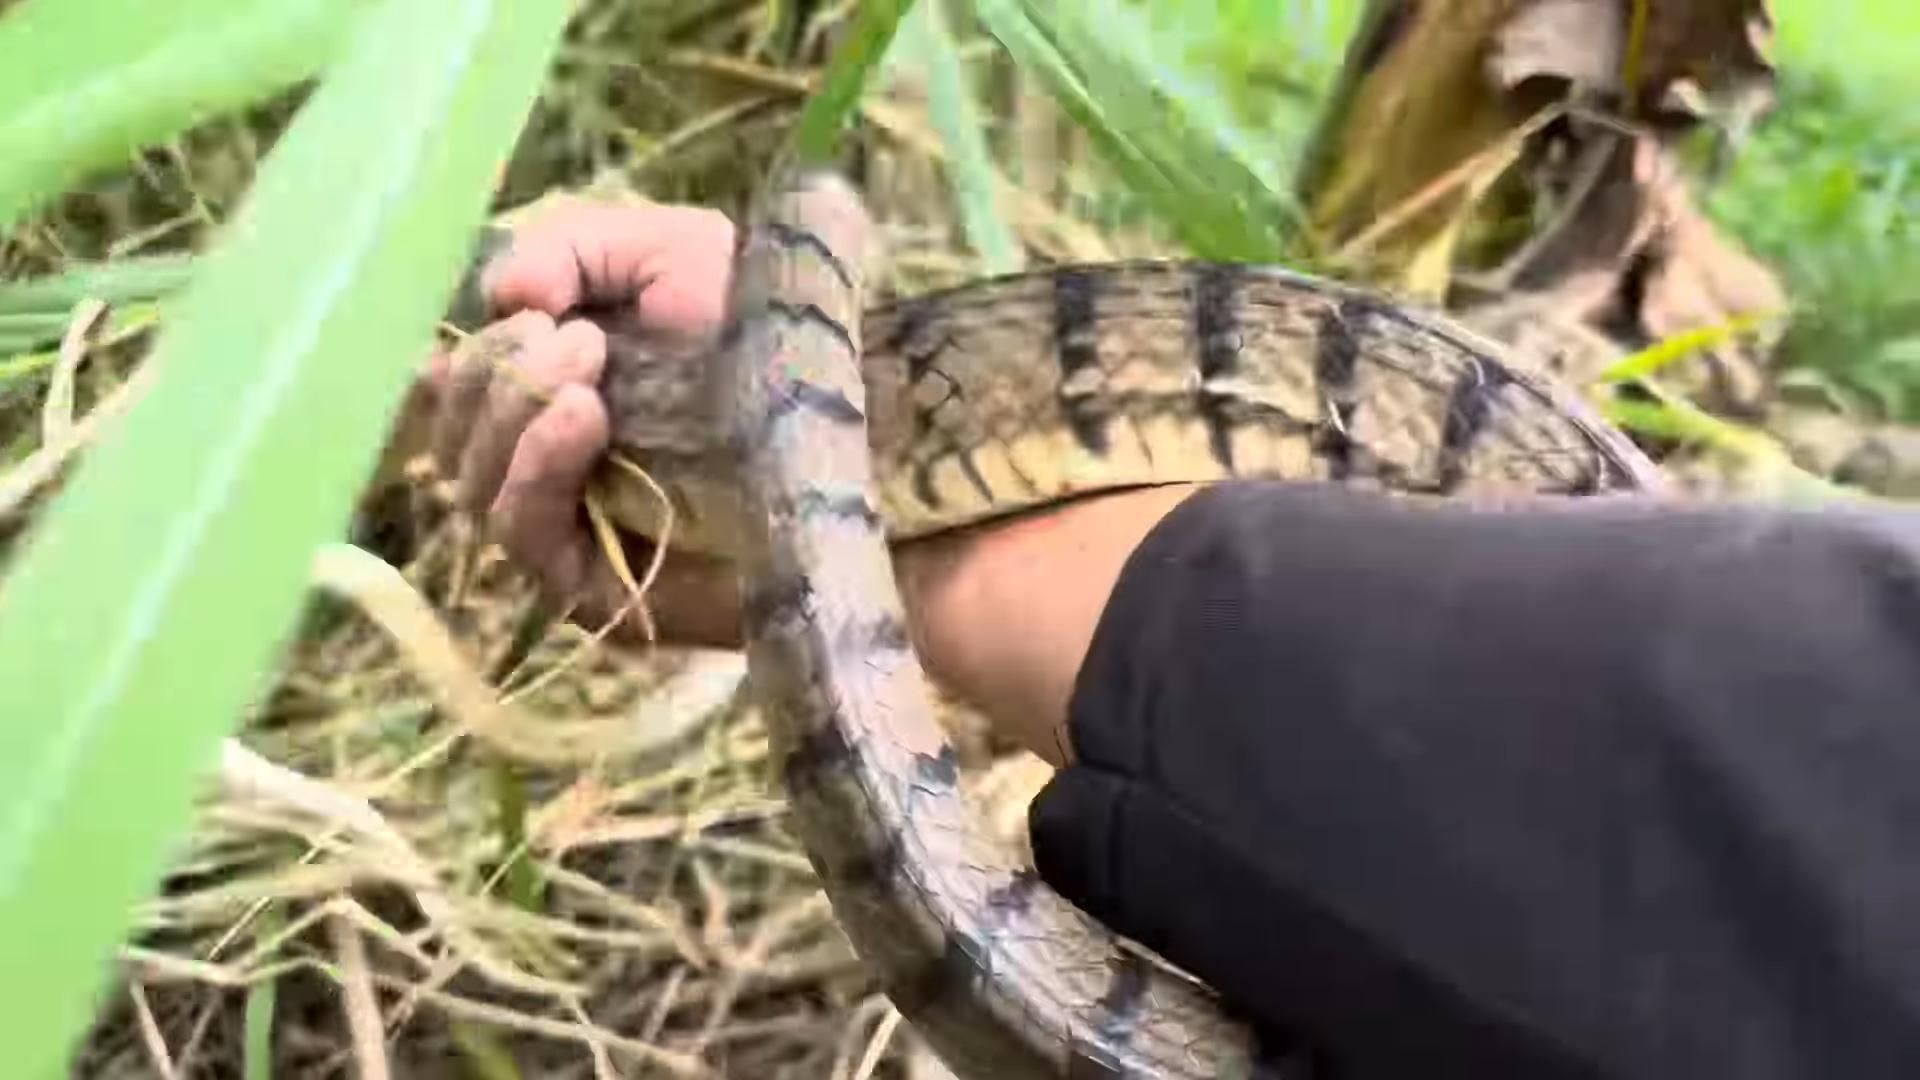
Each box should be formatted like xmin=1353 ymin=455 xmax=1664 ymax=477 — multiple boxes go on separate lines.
xmin=691 ymin=171 xmax=1665 ymax=1078
xmin=433 ymin=174 xmax=1668 ymax=1074
xmin=591 ymin=240 xmax=1666 ymax=564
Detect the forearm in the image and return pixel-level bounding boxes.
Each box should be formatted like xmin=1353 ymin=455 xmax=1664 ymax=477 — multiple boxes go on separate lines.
xmin=621 ymin=482 xmax=1204 ymax=766
xmin=893 ymin=484 xmax=1207 ymax=766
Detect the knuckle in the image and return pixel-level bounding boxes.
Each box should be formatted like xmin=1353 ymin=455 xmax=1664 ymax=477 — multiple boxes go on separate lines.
xmin=499 ymin=308 xmax=558 ymax=342
xmin=552 ymin=319 xmax=609 ymax=378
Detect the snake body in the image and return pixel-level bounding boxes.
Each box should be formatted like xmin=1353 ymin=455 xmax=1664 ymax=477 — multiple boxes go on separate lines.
xmin=466 ymin=176 xmax=1666 ymax=1075
xmin=593 ymin=224 xmax=1664 ymax=564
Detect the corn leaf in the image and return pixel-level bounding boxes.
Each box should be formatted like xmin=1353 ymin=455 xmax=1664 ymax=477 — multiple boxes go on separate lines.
xmin=0 ymin=0 xmax=569 ymax=1068
xmin=0 ymin=0 xmax=376 ymax=231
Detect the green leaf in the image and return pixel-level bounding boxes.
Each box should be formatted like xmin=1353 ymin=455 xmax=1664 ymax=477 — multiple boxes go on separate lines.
xmin=894 ymin=0 xmax=1023 ymax=273
xmin=0 ymin=0 xmax=569 ymax=1069
xmin=974 ymin=0 xmax=1302 ymax=261
xmin=1601 ymin=388 xmax=1856 ymax=503
xmin=243 ymin=911 xmax=283 ymax=1080
xmin=790 ymin=0 xmax=915 ymax=165
xmin=0 ymin=0 xmax=373 ymax=230
xmin=0 ymin=256 xmax=197 ymax=318
xmin=1596 ymin=313 xmax=1773 ymax=385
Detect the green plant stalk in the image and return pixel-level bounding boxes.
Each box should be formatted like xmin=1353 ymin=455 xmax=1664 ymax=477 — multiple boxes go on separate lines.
xmin=492 ymin=758 xmax=543 ymax=912
xmin=789 ymin=0 xmax=915 ymax=165
xmin=0 ymin=0 xmax=372 ymax=230
xmin=0 ymin=0 xmax=570 ymax=1068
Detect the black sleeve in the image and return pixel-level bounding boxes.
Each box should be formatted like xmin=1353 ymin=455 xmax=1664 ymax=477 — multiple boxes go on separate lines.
xmin=1028 ymin=481 xmax=1920 ymax=1080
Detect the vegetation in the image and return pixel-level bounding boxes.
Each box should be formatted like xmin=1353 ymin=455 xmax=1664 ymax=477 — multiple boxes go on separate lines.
xmin=1704 ymin=68 xmax=1920 ymax=419
xmin=0 ymin=0 xmax=1912 ymax=1074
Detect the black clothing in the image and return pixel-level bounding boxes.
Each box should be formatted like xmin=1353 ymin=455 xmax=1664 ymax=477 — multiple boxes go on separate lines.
xmin=1031 ymin=482 xmax=1920 ymax=1079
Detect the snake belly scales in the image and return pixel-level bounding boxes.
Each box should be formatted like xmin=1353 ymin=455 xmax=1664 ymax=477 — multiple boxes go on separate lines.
xmin=452 ymin=173 xmax=1665 ymax=1078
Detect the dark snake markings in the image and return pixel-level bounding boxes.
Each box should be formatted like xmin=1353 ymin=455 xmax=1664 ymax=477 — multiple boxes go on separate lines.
xmin=1194 ymin=264 xmax=1246 ymax=472
xmin=766 ymin=298 xmax=860 ymax=360
xmin=1055 ymin=267 xmax=1114 ymax=454
xmin=1310 ymin=300 xmax=1363 ymax=478
xmin=764 ymin=221 xmax=857 ymax=290
xmin=889 ymin=299 xmax=994 ymax=511
xmin=1434 ymin=362 xmax=1509 ymax=493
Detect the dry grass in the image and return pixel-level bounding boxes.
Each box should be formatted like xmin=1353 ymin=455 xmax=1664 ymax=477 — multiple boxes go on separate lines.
xmin=3 ymin=3 xmax=1107 ymax=1076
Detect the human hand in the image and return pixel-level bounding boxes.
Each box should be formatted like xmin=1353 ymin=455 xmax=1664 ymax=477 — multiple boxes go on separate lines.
xmin=423 ymin=195 xmax=747 ymax=647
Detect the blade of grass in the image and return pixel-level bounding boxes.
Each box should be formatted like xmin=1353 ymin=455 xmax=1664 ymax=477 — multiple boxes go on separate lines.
xmin=0 ymin=255 xmax=197 ymax=317
xmin=243 ymin=909 xmax=282 ymax=1080
xmin=0 ymin=0 xmax=569 ymax=1069
xmin=1596 ymin=312 xmax=1775 ymax=385
xmin=974 ymin=0 xmax=1300 ymax=260
xmin=493 ymin=760 xmax=544 ymax=912
xmin=789 ymin=0 xmax=915 ymax=165
xmin=0 ymin=350 xmax=59 ymax=382
xmin=1 ymin=305 xmax=163 ymax=389
xmin=0 ymin=0 xmax=372 ymax=230
xmin=892 ymin=0 xmax=1023 ymax=274
xmin=1601 ymin=387 xmax=1858 ymax=502
xmin=0 ymin=312 xmax=71 ymax=347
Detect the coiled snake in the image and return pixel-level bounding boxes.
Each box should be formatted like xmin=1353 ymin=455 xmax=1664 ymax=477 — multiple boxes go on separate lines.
xmin=481 ymin=171 xmax=1666 ymax=1076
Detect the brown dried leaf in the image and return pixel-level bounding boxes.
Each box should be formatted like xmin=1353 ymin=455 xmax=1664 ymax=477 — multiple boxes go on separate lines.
xmin=1636 ymin=165 xmax=1787 ymax=410
xmin=1492 ymin=0 xmax=1776 ymax=122
xmin=1491 ymin=0 xmax=1621 ymax=94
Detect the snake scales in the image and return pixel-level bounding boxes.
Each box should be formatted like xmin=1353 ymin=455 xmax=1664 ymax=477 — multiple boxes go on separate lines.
xmin=455 ymin=173 xmax=1666 ymax=1076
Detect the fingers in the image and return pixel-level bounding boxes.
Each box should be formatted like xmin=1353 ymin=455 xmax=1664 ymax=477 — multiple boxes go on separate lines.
xmin=481 ymin=198 xmax=737 ymax=340
xmin=431 ymin=311 xmax=553 ymax=481
xmin=494 ymin=384 xmax=746 ymax=647
xmin=490 ymin=382 xmax=609 ymax=599
xmin=455 ymin=318 xmax=607 ymax=516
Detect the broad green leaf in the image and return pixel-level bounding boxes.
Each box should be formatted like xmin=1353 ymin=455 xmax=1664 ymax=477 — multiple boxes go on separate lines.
xmin=0 ymin=0 xmax=570 ymax=1068
xmin=893 ymin=0 xmax=1023 ymax=274
xmin=790 ymin=0 xmax=915 ymax=165
xmin=974 ymin=0 xmax=1302 ymax=261
xmin=0 ymin=0 xmax=372 ymax=230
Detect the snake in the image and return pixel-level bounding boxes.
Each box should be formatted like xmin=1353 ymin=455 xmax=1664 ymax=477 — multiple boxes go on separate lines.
xmin=452 ymin=171 xmax=1667 ymax=1077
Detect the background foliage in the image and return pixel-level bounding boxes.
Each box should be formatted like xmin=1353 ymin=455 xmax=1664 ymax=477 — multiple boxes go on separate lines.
xmin=0 ymin=0 xmax=1914 ymax=1073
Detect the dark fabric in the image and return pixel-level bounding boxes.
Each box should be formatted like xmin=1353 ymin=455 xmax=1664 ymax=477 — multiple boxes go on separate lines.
xmin=1030 ymin=482 xmax=1920 ymax=1079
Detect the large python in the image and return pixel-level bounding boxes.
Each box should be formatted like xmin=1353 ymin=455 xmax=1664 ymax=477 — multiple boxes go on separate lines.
xmin=457 ymin=173 xmax=1666 ymax=1076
